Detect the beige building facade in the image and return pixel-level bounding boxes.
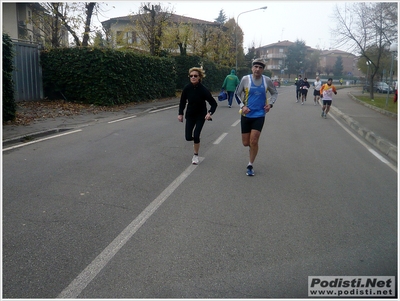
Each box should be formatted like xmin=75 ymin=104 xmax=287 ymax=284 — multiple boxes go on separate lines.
xmin=2 ymin=2 xmax=68 ymax=47
xmin=256 ymin=40 xmax=362 ymax=79
xmin=101 ymin=13 xmax=219 ymax=53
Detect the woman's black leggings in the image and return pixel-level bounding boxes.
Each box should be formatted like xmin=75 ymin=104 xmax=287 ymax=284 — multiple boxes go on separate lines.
xmin=185 ymin=117 xmax=205 ymax=144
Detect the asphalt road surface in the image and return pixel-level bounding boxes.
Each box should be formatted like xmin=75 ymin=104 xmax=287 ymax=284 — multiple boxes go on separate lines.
xmin=3 ymin=86 xmax=397 ymax=298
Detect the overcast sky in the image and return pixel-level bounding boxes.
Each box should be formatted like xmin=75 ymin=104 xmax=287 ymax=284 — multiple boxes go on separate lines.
xmin=96 ymin=1 xmax=354 ymax=52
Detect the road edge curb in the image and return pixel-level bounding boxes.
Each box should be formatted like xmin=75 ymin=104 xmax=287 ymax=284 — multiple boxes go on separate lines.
xmin=330 ymin=104 xmax=397 ymax=164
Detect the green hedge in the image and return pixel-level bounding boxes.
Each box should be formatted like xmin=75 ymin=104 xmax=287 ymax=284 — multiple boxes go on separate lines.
xmin=2 ymin=33 xmax=16 ymax=122
xmin=202 ymin=60 xmax=231 ymax=92
xmin=174 ymin=55 xmax=203 ymax=90
xmin=41 ymin=48 xmax=237 ymax=105
xmin=41 ymin=48 xmax=177 ymax=106
xmin=173 ymin=54 xmax=231 ymax=92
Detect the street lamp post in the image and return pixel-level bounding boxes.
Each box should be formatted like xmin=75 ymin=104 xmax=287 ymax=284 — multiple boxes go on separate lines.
xmin=365 ymin=60 xmax=371 ymax=93
xmin=235 ymin=6 xmax=267 ymax=72
xmin=386 ymin=43 xmax=398 ymax=108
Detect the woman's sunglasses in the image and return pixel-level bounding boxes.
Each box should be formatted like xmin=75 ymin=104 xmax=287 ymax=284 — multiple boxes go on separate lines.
xmin=189 ymin=74 xmax=199 ymax=78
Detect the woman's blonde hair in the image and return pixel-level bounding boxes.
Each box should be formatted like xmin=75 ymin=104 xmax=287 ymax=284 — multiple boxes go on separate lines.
xmin=188 ymin=67 xmax=206 ymax=81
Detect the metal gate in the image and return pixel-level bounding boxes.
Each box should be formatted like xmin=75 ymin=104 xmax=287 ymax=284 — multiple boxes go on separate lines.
xmin=12 ymin=40 xmax=43 ymax=101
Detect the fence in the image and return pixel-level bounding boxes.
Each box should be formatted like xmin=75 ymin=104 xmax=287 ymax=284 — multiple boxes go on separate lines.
xmin=12 ymin=40 xmax=43 ymax=101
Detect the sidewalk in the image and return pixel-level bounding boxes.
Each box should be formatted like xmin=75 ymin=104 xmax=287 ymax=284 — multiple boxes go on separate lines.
xmin=3 ymin=88 xmax=398 ymax=163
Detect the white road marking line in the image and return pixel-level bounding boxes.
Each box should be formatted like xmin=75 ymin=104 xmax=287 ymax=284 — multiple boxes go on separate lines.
xmin=368 ymin=149 xmax=391 ymax=164
xmin=232 ymin=119 xmax=241 ymax=127
xmin=149 ymin=105 xmax=179 ymax=113
xmin=330 ymin=113 xmax=397 ymax=173
xmin=57 ymin=158 xmax=203 ymax=298
xmin=2 ymin=129 xmax=82 ymax=151
xmin=213 ymin=133 xmax=228 ymax=144
xmin=108 ymin=115 xmax=137 ymax=124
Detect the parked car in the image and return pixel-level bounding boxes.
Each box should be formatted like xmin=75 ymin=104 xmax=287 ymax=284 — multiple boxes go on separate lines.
xmin=374 ymin=82 xmax=394 ymax=94
xmin=364 ymin=82 xmax=394 ymax=93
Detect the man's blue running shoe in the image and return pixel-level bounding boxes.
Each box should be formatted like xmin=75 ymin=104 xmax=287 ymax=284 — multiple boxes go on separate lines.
xmin=246 ymin=165 xmax=254 ymax=176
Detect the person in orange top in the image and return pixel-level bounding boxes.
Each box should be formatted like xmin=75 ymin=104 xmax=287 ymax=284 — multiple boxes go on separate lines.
xmin=320 ymin=78 xmax=337 ymax=119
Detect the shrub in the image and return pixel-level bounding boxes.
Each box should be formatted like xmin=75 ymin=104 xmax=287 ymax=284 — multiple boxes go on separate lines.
xmin=41 ymin=48 xmax=177 ymax=106
xmin=2 ymin=33 xmax=16 ymax=122
xmin=41 ymin=48 xmax=234 ymax=105
xmin=173 ymin=55 xmax=231 ymax=92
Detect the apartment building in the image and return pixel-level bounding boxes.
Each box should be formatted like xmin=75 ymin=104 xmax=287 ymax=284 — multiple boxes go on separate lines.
xmin=256 ymin=40 xmax=361 ymax=79
xmin=2 ymin=2 xmax=68 ymax=47
xmin=319 ymin=49 xmax=362 ymax=78
xmin=101 ymin=13 xmax=219 ymax=53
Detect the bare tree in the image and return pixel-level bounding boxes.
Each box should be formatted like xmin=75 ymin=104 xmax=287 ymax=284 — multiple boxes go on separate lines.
xmin=27 ymin=3 xmax=65 ymax=48
xmin=136 ymin=2 xmax=173 ymax=56
xmin=163 ymin=20 xmax=193 ymax=55
xmin=175 ymin=24 xmax=190 ymax=56
xmin=333 ymin=2 xmax=398 ymax=98
xmin=29 ymin=2 xmax=104 ymax=48
xmin=81 ymin=2 xmax=96 ymax=46
xmin=60 ymin=2 xmax=96 ymax=47
xmin=200 ymin=25 xmax=229 ymax=65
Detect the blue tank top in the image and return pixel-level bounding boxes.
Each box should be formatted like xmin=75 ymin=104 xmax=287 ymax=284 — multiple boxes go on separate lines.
xmin=246 ymin=75 xmax=267 ymax=118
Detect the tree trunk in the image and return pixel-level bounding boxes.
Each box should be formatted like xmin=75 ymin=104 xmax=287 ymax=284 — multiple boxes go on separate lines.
xmin=82 ymin=2 xmax=96 ymax=47
xmin=51 ymin=3 xmax=60 ymax=48
xmin=53 ymin=5 xmax=81 ymax=46
xmin=178 ymin=42 xmax=186 ymax=55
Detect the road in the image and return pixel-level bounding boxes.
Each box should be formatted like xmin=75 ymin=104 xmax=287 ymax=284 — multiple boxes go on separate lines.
xmin=3 ymin=86 xmax=397 ymax=298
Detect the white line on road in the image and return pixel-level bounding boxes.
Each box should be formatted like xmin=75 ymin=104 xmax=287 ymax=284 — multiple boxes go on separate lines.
xmin=149 ymin=105 xmax=179 ymax=113
xmin=368 ymin=149 xmax=391 ymax=164
xmin=108 ymin=115 xmax=137 ymax=124
xmin=57 ymin=158 xmax=204 ymax=298
xmin=2 ymin=129 xmax=82 ymax=151
xmin=213 ymin=133 xmax=228 ymax=144
xmin=232 ymin=119 xmax=240 ymax=127
xmin=330 ymin=113 xmax=397 ymax=172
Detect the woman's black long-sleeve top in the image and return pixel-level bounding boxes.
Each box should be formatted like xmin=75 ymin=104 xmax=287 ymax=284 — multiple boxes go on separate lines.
xmin=179 ymin=83 xmax=218 ymax=119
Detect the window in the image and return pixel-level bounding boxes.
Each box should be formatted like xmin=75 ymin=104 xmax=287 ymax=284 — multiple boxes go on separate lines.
xmin=116 ymin=31 xmax=123 ymax=45
xmin=116 ymin=31 xmax=137 ymax=45
xmin=127 ymin=31 xmax=136 ymax=44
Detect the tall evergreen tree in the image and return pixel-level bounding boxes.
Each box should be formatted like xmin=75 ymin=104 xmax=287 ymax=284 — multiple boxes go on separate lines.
xmin=333 ymin=56 xmax=344 ymax=76
xmin=286 ymin=40 xmax=307 ymax=76
xmin=214 ymin=9 xmax=227 ymax=24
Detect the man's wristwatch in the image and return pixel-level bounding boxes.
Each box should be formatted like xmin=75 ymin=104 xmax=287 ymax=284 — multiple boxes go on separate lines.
xmin=269 ymin=104 xmax=273 ymax=108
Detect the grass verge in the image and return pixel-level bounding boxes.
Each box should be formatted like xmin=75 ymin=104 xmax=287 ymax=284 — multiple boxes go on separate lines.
xmin=356 ymin=94 xmax=398 ymax=114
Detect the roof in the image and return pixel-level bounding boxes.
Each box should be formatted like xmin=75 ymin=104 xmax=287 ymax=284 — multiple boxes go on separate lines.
xmin=256 ymin=40 xmax=358 ymax=56
xmin=167 ymin=14 xmax=218 ymax=25
xmin=101 ymin=13 xmax=218 ymax=28
xmin=260 ymin=40 xmax=295 ymax=48
xmin=320 ymin=49 xmax=357 ymax=57
xmin=257 ymin=40 xmax=314 ymax=50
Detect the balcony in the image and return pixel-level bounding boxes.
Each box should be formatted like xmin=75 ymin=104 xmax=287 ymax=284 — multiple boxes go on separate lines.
xmin=267 ymin=53 xmax=286 ymax=59
xmin=267 ymin=65 xmax=281 ymax=70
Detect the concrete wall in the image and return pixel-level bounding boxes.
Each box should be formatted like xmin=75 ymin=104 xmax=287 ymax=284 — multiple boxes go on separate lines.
xmin=2 ymin=3 xmax=18 ymax=39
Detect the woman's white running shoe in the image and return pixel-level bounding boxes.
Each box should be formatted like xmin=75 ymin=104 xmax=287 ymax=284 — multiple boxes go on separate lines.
xmin=192 ymin=155 xmax=199 ymax=165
